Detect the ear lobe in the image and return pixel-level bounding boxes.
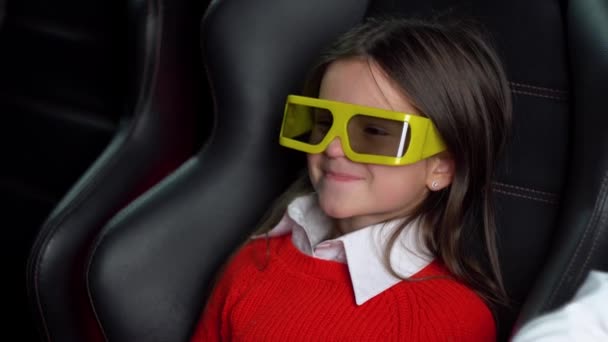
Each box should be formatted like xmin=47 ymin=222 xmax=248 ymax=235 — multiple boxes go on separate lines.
xmin=426 ymin=153 xmax=455 ymax=191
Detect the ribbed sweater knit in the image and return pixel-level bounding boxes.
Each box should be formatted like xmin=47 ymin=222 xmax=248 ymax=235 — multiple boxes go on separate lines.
xmin=191 ymin=234 xmax=495 ymax=341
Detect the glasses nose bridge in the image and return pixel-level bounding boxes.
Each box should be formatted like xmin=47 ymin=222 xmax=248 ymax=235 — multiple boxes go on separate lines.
xmin=330 ymin=107 xmax=349 ymax=137
xmin=323 ymin=108 xmax=351 ymax=154
xmin=326 ymin=108 xmax=346 ymax=137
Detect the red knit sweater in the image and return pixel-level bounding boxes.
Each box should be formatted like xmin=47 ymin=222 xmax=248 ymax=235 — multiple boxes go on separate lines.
xmin=191 ymin=234 xmax=495 ymax=341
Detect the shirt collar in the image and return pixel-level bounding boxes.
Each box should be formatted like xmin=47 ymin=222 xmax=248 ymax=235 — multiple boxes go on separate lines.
xmin=263 ymin=194 xmax=434 ymax=305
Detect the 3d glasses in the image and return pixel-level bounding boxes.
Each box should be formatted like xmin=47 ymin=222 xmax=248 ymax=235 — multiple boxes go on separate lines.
xmin=279 ymin=95 xmax=446 ymax=166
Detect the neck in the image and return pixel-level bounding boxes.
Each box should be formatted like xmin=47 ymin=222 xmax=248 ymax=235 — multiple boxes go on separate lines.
xmin=333 ymin=216 xmax=385 ymax=236
xmin=333 ymin=211 xmax=411 ymax=236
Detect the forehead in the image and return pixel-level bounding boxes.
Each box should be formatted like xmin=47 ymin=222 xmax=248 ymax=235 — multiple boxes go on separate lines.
xmin=318 ymin=57 xmax=416 ymax=114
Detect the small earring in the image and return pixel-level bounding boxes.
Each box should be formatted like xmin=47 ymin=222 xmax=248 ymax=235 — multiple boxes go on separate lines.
xmin=431 ymin=181 xmax=439 ymax=189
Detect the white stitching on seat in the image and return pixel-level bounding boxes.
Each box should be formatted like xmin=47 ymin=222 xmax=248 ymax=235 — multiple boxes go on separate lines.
xmin=511 ymin=89 xmax=568 ymax=101
xmin=493 ymin=188 xmax=558 ymax=204
xmin=493 ymin=182 xmax=559 ymax=198
xmin=510 ymin=81 xmax=569 ymax=94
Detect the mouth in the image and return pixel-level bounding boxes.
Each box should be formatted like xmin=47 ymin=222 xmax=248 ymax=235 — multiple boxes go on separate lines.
xmin=324 ymin=171 xmax=363 ymax=182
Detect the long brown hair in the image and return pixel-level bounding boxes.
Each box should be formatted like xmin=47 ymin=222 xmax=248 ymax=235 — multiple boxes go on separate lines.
xmin=257 ymin=16 xmax=512 ymax=313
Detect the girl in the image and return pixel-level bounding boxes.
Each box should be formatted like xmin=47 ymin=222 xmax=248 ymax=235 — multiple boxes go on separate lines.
xmin=192 ymin=16 xmax=511 ymax=341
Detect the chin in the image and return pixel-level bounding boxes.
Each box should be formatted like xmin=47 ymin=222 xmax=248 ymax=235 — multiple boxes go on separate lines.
xmin=318 ymin=199 xmax=356 ymax=219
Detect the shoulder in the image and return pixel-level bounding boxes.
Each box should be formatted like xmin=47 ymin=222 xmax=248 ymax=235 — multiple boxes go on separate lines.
xmin=205 ymin=237 xmax=277 ymax=306
xmin=392 ymin=261 xmax=496 ymax=341
xmin=218 ymin=237 xmax=273 ymax=277
xmin=217 ymin=235 xmax=292 ymax=280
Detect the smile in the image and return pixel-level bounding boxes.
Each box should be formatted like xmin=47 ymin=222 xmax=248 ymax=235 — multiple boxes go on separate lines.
xmin=324 ymin=171 xmax=363 ymax=182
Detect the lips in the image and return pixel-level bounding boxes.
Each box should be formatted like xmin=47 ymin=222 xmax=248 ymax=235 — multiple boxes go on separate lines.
xmin=324 ymin=170 xmax=363 ymax=182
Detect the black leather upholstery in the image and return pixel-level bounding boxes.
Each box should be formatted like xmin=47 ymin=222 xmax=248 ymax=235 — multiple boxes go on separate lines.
xmin=86 ymin=1 xmax=366 ymax=341
xmin=50 ymin=0 xmax=607 ymax=341
xmin=0 ymin=0 xmax=5 ymax=28
xmin=25 ymin=0 xmax=209 ymax=340
xmin=516 ymin=0 xmax=608 ymax=326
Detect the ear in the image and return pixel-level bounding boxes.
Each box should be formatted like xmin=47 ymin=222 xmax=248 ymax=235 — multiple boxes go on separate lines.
xmin=425 ymin=152 xmax=455 ymax=191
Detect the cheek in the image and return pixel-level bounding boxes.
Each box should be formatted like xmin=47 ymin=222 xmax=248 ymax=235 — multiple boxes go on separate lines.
xmin=307 ymin=154 xmax=321 ymax=186
xmin=369 ymin=164 xmax=429 ymax=207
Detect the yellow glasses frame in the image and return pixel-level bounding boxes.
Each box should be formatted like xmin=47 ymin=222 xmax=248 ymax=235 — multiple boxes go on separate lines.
xmin=279 ymin=95 xmax=447 ymax=166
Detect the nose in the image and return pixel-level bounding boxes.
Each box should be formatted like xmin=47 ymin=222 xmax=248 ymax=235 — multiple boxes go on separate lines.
xmin=324 ymin=137 xmax=346 ymax=158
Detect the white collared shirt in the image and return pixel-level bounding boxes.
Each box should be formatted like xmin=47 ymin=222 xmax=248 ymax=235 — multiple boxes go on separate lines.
xmin=254 ymin=194 xmax=434 ymax=305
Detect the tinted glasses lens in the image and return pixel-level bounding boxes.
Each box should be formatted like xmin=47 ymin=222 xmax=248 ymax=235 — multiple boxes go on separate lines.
xmin=347 ymin=115 xmax=410 ymax=157
xmin=282 ymin=103 xmax=333 ymax=145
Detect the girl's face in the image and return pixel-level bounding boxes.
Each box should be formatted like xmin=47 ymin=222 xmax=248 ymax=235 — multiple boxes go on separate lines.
xmin=307 ymin=58 xmax=451 ymax=233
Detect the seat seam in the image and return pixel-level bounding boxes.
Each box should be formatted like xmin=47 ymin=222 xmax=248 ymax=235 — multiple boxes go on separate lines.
xmin=29 ymin=122 xmax=132 ymax=342
xmin=577 ymin=178 xmax=608 ymax=284
xmin=509 ymin=81 xmax=569 ymax=94
xmin=86 ymin=1 xmax=163 ymax=340
xmin=544 ymin=171 xmax=608 ymax=311
xmin=511 ymin=89 xmax=569 ymax=101
xmin=493 ymin=188 xmax=558 ymax=204
xmin=493 ymin=182 xmax=559 ymax=198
